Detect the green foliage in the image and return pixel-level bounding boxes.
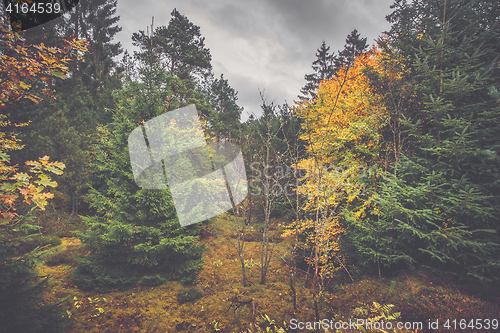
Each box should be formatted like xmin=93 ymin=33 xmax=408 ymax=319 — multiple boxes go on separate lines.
xmin=244 ymin=258 xmax=261 ymax=268
xmin=30 ymin=210 xmax=84 ymax=238
xmin=0 ymin=219 xmax=69 ymax=332
xmin=16 ymin=234 xmax=62 ymax=254
xmin=133 ymin=8 xmax=212 ymax=78
xmin=351 ymin=302 xmax=401 ymax=326
xmin=0 ymin=116 xmax=70 ymax=332
xmin=210 ymin=319 xmax=222 ymax=332
xmin=8 ymin=0 xmax=123 ymax=216
xmin=206 ymin=73 xmax=243 ymax=141
xmin=73 ymin=12 xmax=214 ymax=290
xmin=299 ymin=40 xmax=336 ymax=101
xmin=72 ymin=192 xmax=206 ymax=290
xmin=131 ymin=8 xmax=213 ymax=120
xmin=177 ymin=287 xmax=203 ymax=303
xmin=344 ymin=302 xmax=403 ymax=333
xmin=140 ymin=274 xmax=167 ymax=286
xmin=72 ymin=255 xmax=138 ymax=291
xmin=347 ymin=0 xmax=500 ymax=283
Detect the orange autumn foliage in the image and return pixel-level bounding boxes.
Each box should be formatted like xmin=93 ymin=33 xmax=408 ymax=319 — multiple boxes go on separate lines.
xmin=0 ymin=14 xmax=88 ymax=108
xmin=296 ymin=46 xmax=387 ymax=168
xmin=0 ymin=115 xmax=65 ymax=222
xmin=284 ymin=47 xmax=388 ymax=278
xmin=0 ymin=14 xmax=86 ymax=221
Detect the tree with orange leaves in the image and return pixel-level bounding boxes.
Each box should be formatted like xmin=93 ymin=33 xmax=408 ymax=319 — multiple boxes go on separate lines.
xmin=0 ymin=13 xmax=87 ymax=332
xmin=288 ymin=43 xmax=388 ymax=321
xmin=0 ymin=14 xmax=88 ymax=108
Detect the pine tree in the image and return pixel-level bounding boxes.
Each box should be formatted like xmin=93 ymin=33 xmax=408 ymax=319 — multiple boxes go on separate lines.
xmin=132 ymin=15 xmax=213 ymax=123
xmin=335 ymin=29 xmax=369 ymax=70
xmin=72 ymin=15 xmax=215 ymax=290
xmin=207 ymin=74 xmax=243 ymax=142
xmin=132 ymin=9 xmax=212 ymax=81
xmin=72 ymin=77 xmax=206 ymax=291
xmin=299 ymin=40 xmax=336 ymax=101
xmin=155 ymin=9 xmax=212 ymax=81
xmin=348 ymin=0 xmax=500 ymax=283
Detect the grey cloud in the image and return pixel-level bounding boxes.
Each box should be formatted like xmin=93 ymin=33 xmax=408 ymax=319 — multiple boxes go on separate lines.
xmin=115 ymin=0 xmax=396 ymax=119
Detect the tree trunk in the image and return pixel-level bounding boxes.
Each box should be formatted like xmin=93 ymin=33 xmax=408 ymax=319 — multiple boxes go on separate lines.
xmin=238 ymin=210 xmax=247 ymax=286
xmin=260 ymin=144 xmax=273 ymax=285
xmin=71 ymin=191 xmax=78 ymax=216
xmin=245 ymin=195 xmax=253 ymax=226
xmin=288 ymin=256 xmax=298 ymax=328
xmin=251 ymin=299 xmax=256 ymax=333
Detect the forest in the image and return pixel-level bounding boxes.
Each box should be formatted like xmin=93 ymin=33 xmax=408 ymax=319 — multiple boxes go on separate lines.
xmin=0 ymin=0 xmax=499 ymax=332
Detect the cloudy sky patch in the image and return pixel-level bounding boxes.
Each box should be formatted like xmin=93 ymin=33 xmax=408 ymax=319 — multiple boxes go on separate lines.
xmin=115 ymin=0 xmax=395 ymax=119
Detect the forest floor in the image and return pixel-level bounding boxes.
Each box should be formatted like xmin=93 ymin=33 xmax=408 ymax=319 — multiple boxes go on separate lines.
xmin=33 ymin=212 xmax=500 ymax=333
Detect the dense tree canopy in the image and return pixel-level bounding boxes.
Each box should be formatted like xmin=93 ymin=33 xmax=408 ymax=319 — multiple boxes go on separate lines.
xmin=1 ymin=1 xmax=499 ymax=331
xmin=0 ymin=13 xmax=84 ymax=332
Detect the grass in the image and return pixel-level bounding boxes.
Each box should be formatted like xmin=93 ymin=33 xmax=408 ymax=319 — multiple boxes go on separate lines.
xmin=34 ymin=212 xmax=499 ymax=332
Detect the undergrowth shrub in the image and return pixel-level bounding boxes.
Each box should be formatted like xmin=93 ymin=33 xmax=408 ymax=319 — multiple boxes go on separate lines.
xmin=325 ymin=273 xmax=500 ymax=332
xmin=140 ymin=274 xmax=167 ymax=286
xmin=32 ymin=210 xmax=84 ymax=237
xmin=177 ymin=287 xmax=202 ymax=303
xmin=71 ymin=256 xmax=138 ymax=292
xmin=17 ymin=234 xmax=62 ymax=254
xmin=258 ymin=314 xmax=288 ymax=333
xmin=398 ymin=285 xmax=500 ymax=329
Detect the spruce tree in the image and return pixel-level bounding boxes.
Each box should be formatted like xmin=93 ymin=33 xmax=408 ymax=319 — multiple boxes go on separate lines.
xmin=9 ymin=0 xmax=123 ymax=215
xmin=299 ymin=40 xmax=336 ymax=101
xmin=299 ymin=30 xmax=368 ymax=102
xmin=60 ymin=0 xmax=123 ymax=124
xmin=72 ymin=14 xmax=215 ymax=290
xmin=207 ymin=74 xmax=243 ymax=142
xmin=72 ymin=74 xmax=206 ymax=291
xmin=348 ymin=0 xmax=500 ymax=283
xmin=334 ymin=29 xmax=368 ymax=70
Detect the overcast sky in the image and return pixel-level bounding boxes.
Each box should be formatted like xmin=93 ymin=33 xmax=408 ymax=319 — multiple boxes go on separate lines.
xmin=115 ymin=0 xmax=395 ymax=120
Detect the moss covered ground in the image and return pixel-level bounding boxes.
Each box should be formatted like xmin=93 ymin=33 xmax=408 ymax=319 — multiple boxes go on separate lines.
xmin=33 ymin=213 xmax=499 ymax=332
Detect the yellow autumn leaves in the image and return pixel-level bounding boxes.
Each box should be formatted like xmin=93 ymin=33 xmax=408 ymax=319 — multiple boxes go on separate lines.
xmin=284 ymin=47 xmax=390 ymax=278
xmin=294 ymin=46 xmax=388 ymax=213
xmin=296 ymin=46 xmax=387 ymax=168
